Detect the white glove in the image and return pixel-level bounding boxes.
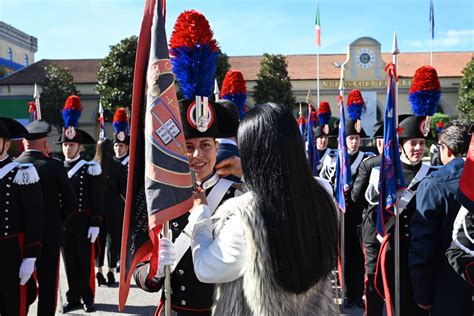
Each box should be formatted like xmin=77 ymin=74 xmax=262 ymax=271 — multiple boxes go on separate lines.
xmin=156 ymin=238 xmax=176 ymax=278
xmin=88 ymin=226 xmax=100 ymax=243
xmin=19 ymin=258 xmax=36 ymax=285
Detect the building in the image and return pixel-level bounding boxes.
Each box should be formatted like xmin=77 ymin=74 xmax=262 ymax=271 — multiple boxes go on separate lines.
xmin=0 ymin=22 xmax=37 ymax=77
xmin=0 ymin=37 xmax=472 ymax=146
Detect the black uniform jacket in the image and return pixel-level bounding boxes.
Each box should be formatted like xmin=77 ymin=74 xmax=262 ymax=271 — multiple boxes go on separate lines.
xmin=0 ymin=157 xmax=44 ymax=289
xmin=16 ymin=150 xmax=77 ymax=244
xmin=63 ymin=158 xmax=103 ymax=231
xmin=134 ymin=173 xmax=239 ymax=312
xmin=102 ymin=158 xmax=127 ymax=218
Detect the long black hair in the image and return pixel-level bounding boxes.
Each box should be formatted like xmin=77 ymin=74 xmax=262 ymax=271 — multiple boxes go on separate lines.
xmin=238 ymin=103 xmax=338 ymax=294
xmin=94 ymin=138 xmax=113 ymax=174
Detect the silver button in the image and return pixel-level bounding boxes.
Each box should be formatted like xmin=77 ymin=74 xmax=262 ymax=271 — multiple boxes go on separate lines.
xmin=181 ymin=300 xmax=186 ymax=306
xmin=80 ymin=187 xmax=83 ymax=191
xmin=5 ymin=226 xmax=8 ymax=229
xmin=5 ymin=210 xmax=8 ymax=213
xmin=177 ymin=269 xmax=184 ymax=275
xmin=226 ymin=190 xmax=231 ymax=194
xmin=404 ymin=224 xmax=409 ymax=228
xmin=6 ymin=184 xmax=10 ymax=188
xmin=5 ymin=218 xmax=8 ymax=220
xmin=172 ymin=222 xmax=178 ymax=228
xmin=5 ymin=193 xmax=9 ymax=196
xmin=79 ymin=193 xmax=83 ymax=196
xmin=180 ymin=286 xmax=186 ymax=291
xmin=403 ymin=215 xmax=408 ymax=219
xmin=80 ymin=182 xmax=83 ymax=185
xmin=5 ymin=201 xmax=9 ymax=205
xmin=405 ymin=234 xmax=409 ymax=237
xmin=7 ymin=177 xmax=12 ymax=180
xmin=4 ymin=232 xmax=7 ymax=236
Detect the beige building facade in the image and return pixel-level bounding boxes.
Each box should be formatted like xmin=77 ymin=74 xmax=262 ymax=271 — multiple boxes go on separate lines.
xmin=0 ymin=22 xmax=37 ymax=74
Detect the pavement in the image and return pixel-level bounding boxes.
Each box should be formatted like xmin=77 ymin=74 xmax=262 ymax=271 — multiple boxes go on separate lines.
xmin=27 ymin=260 xmax=365 ymax=315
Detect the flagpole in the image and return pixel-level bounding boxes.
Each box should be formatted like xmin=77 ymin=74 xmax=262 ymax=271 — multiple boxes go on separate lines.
xmin=338 ymin=63 xmax=346 ymax=306
xmin=34 ymin=83 xmax=42 ymax=120
xmin=316 ymin=1 xmax=321 ymax=108
xmin=392 ymin=31 xmax=401 ymax=316
xmin=163 ymin=222 xmax=172 ymax=316
xmin=317 ymin=46 xmax=320 ymax=108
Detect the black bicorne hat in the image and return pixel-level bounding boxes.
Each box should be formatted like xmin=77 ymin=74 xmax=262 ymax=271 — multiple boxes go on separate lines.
xmin=315 ymin=125 xmax=330 ymax=138
xmin=55 ymin=128 xmax=96 ymax=145
xmin=179 ymin=99 xmax=221 ymax=139
xmin=25 ymin=120 xmax=51 ymax=140
xmin=345 ymin=119 xmax=368 ymax=138
xmin=0 ymin=117 xmax=29 ymax=139
xmin=373 ymin=121 xmax=384 ymax=139
xmin=398 ymin=115 xmax=433 ymax=140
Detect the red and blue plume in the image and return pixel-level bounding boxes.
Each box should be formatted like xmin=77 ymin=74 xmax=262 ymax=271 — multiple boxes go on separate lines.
xmin=169 ymin=10 xmax=219 ymax=100
xmin=408 ymin=65 xmax=441 ymax=116
xmin=220 ymin=70 xmax=247 ymax=118
xmin=346 ymin=90 xmax=364 ymax=121
xmin=62 ymin=95 xmax=82 ymax=128
xmin=436 ymin=121 xmax=444 ymax=134
xmin=113 ymin=108 xmax=129 ymax=134
xmin=317 ymin=101 xmax=331 ymax=127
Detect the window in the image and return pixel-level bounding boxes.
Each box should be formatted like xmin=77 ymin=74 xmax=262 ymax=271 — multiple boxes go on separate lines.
xmin=7 ymin=47 xmax=12 ymax=60
xmin=23 ymin=54 xmax=29 ymax=66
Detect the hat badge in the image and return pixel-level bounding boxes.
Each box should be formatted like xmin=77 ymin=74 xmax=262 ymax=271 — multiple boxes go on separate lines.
xmin=117 ymin=131 xmax=126 ymax=142
xmin=65 ymin=126 xmax=76 ymax=140
xmin=419 ymin=117 xmax=431 ymax=137
xmin=187 ymin=97 xmax=214 ymax=132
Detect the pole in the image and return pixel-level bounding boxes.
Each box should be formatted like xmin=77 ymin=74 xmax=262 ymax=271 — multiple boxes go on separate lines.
xmin=163 ymin=222 xmax=172 ymax=316
xmin=214 ymin=79 xmax=220 ymax=101
xmin=317 ymin=46 xmax=320 ymax=107
xmin=430 ymin=40 xmax=433 ymax=66
xmin=392 ymin=31 xmax=400 ymax=316
xmin=338 ymin=64 xmax=345 ymax=306
xmin=34 ymin=83 xmax=42 ymax=120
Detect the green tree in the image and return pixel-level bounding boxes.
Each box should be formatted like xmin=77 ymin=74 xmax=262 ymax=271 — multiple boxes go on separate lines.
xmin=96 ymin=36 xmax=137 ymax=119
xmin=41 ymin=64 xmax=78 ymax=131
xmin=458 ymin=58 xmax=474 ymax=120
xmin=215 ymin=50 xmax=231 ymax=88
xmin=253 ymin=53 xmax=295 ymax=109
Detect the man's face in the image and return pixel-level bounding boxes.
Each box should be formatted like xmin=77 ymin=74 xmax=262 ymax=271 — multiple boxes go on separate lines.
xmin=186 ymin=137 xmax=218 ymax=182
xmin=114 ymin=143 xmax=129 ymax=157
xmin=62 ymin=142 xmax=80 ymax=159
xmin=316 ymin=136 xmax=329 ymax=150
xmin=400 ymin=138 xmax=425 ymax=164
xmin=346 ymin=134 xmax=361 ymax=154
xmin=0 ymin=138 xmax=11 ymax=159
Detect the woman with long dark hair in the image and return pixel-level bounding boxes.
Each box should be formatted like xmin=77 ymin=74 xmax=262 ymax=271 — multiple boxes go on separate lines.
xmin=190 ymin=103 xmax=339 ymax=315
xmin=93 ymin=138 xmax=127 ymax=287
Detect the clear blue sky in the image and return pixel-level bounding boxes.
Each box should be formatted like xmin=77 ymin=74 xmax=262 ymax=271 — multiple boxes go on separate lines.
xmin=1 ymin=0 xmax=473 ymax=61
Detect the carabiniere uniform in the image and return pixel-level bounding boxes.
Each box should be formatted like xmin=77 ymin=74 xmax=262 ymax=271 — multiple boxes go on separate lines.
xmin=57 ymin=127 xmax=104 ymax=308
xmin=15 ymin=119 xmax=78 ymax=316
xmin=134 ymin=98 xmax=242 ymax=315
xmin=0 ymin=117 xmax=44 ymax=316
xmin=371 ymin=115 xmax=438 ymax=316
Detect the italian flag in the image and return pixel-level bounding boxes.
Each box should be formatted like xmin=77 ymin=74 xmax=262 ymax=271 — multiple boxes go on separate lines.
xmin=315 ymin=4 xmax=321 ymax=46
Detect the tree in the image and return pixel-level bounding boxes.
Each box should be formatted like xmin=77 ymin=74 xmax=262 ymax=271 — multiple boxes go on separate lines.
xmin=96 ymin=36 xmax=137 ymax=119
xmin=458 ymin=58 xmax=474 ymax=120
xmin=215 ymin=50 xmax=231 ymax=88
xmin=41 ymin=64 xmax=78 ymax=131
xmin=253 ymin=53 xmax=295 ymax=109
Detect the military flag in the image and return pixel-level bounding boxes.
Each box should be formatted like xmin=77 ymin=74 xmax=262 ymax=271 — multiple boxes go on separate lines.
xmin=119 ymin=0 xmax=193 ymax=310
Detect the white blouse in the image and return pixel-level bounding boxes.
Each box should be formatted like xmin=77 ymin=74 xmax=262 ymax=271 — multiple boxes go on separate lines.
xmin=189 ymin=204 xmax=246 ymax=284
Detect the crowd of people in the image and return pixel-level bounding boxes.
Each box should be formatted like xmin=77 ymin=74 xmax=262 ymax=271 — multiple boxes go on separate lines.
xmin=0 ymin=9 xmax=473 ymax=316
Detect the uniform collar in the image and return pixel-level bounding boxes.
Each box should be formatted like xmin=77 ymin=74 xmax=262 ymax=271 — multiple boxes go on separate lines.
xmin=198 ymin=171 xmax=220 ymax=191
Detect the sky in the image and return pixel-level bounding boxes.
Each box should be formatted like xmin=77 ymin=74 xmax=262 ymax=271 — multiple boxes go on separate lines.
xmin=1 ymin=0 xmax=473 ymax=61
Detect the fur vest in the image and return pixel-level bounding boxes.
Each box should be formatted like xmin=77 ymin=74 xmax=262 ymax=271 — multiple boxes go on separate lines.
xmin=211 ymin=192 xmax=338 ymax=315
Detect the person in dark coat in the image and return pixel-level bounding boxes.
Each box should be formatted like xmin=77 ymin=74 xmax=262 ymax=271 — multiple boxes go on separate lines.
xmin=0 ymin=117 xmax=44 ymax=316
xmin=315 ymin=125 xmax=337 ymax=174
xmin=350 ymin=120 xmax=385 ymax=315
xmin=94 ymin=138 xmax=127 ymax=287
xmin=214 ymin=99 xmax=241 ymax=183
xmin=57 ymin=96 xmax=104 ymax=313
xmin=409 ymin=120 xmax=472 ymax=316
xmin=15 ymin=119 xmax=78 ymax=315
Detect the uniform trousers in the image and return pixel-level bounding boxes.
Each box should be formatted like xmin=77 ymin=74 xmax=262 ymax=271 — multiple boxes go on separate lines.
xmin=63 ymin=226 xmax=95 ymax=304
xmin=96 ymin=214 xmax=122 ymax=268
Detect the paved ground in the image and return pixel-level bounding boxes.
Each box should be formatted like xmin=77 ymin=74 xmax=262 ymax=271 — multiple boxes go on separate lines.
xmin=28 ymin=260 xmax=364 ymax=315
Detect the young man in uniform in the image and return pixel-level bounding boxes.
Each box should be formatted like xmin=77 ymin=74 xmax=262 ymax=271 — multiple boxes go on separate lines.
xmin=112 ymin=108 xmax=130 ymax=168
xmin=409 ymin=120 xmax=472 ymax=316
xmin=0 ymin=117 xmax=43 ymax=316
xmin=350 ymin=121 xmax=385 ymax=315
xmin=315 ymin=125 xmax=336 ymax=174
xmin=16 ymin=119 xmax=78 ymax=315
xmin=57 ymin=96 xmax=104 ymax=313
